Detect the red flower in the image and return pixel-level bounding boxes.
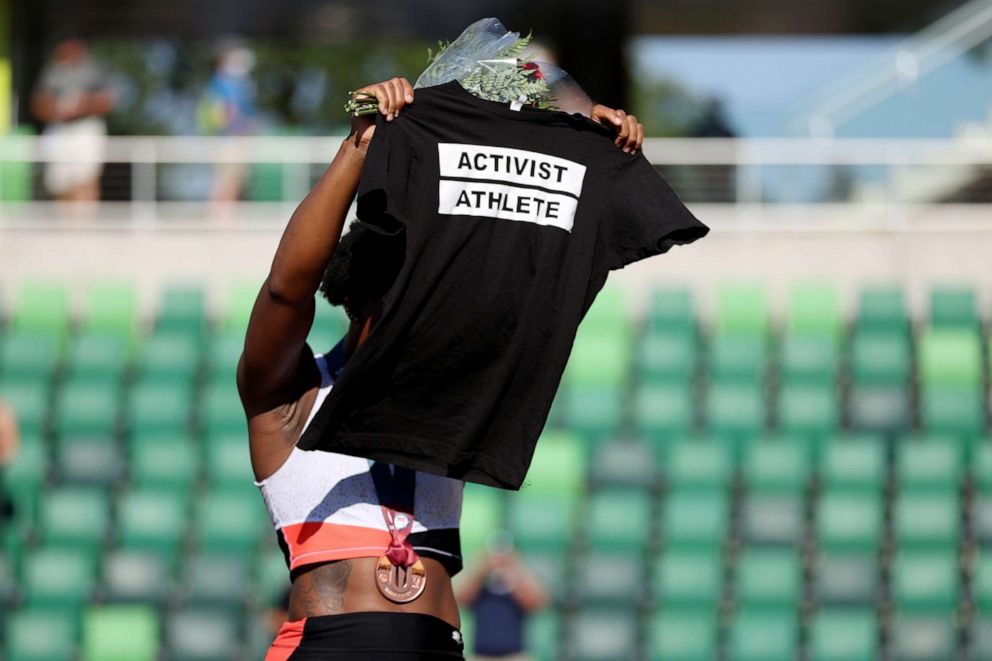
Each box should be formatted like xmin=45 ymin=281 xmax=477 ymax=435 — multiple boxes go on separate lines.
xmin=522 ymin=61 xmax=544 ymax=79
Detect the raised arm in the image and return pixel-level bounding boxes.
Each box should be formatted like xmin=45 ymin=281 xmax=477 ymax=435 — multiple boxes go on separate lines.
xmin=237 ymin=77 xmax=414 ymax=416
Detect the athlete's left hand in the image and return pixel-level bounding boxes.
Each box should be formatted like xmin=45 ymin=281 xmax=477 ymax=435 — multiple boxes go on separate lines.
xmin=591 ymin=105 xmax=645 ymax=155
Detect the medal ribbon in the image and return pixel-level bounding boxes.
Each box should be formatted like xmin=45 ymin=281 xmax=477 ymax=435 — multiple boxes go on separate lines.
xmin=369 ymin=463 xmax=420 ymax=568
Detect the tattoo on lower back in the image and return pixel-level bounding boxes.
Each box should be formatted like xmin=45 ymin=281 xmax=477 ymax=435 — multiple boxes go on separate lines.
xmin=297 ymin=560 xmax=352 ymax=616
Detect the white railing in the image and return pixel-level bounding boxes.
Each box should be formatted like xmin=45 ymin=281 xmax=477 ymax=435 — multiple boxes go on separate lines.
xmin=1 ymin=134 xmax=991 ymax=218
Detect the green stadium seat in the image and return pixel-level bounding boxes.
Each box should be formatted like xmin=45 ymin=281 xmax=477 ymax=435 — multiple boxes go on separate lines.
xmin=662 ymin=489 xmax=729 ymax=550
xmin=12 ymin=281 xmax=70 ymax=341
xmin=850 ymin=330 xmax=911 ymax=385
xmin=586 ymin=488 xmax=652 ymax=551
xmin=857 ymin=286 xmax=908 ymax=334
xmin=637 ymin=330 xmax=697 ymax=385
xmin=128 ymin=381 xmax=192 ymax=435
xmin=567 ymin=330 xmax=630 ymax=388
xmin=562 ymin=385 xmax=623 ymax=442
xmin=779 ymin=334 xmax=839 ymax=385
xmin=204 ymin=432 xmax=255 ymax=487
xmin=166 ymin=608 xmax=241 ymax=660
xmin=740 ymin=493 xmax=804 ymax=546
xmin=809 ymin=608 xmax=878 ymax=661
xmin=589 ymin=438 xmax=657 ymax=489
xmin=735 ymin=548 xmax=801 ymax=609
xmin=708 ymin=333 xmax=767 ymax=383
xmin=0 ymin=332 xmax=60 ymax=380
xmin=308 ymin=302 xmax=350 ymax=352
xmin=506 ymin=494 xmax=572 ymax=553
xmin=136 ymin=332 xmax=200 ymax=383
xmin=4 ymin=430 xmax=46 ymax=518
xmin=816 ymin=489 xmax=883 ymax=552
xmin=574 ymin=550 xmax=646 ymax=607
xmin=787 ymin=282 xmax=841 ymax=337
xmin=975 ymin=619 xmax=992 ymax=661
xmin=647 ymin=609 xmax=717 ymax=661
xmin=519 ymin=549 xmax=567 ymax=605
xmin=567 ymin=608 xmax=638 ymax=661
xmin=200 ymin=382 xmax=246 ymax=436
xmin=182 ymin=551 xmax=251 ymax=607
xmin=5 ymin=607 xmax=78 ymax=661
xmin=81 ymin=605 xmax=158 ymax=661
xmin=705 ymin=383 xmax=764 ymax=443
xmin=890 ymin=614 xmax=957 ymax=661
xmin=715 ymin=283 xmax=768 ymax=337
xmin=22 ymin=545 xmax=96 ymax=608
xmin=919 ymin=328 xmax=982 ymax=388
xmin=581 ymin=285 xmax=628 ymax=333
xmin=635 ymin=383 xmax=693 ymax=443
xmin=653 ymin=549 xmax=722 ymax=609
xmin=849 ymin=384 xmax=911 ymax=435
xmin=896 ymin=439 xmax=962 ymax=492
xmin=523 ymin=430 xmax=586 ymax=500
xmin=893 ymin=490 xmax=960 ymax=550
xmin=253 ymin=546 xmax=291 ymax=606
xmin=83 ymin=282 xmax=138 ymax=342
xmin=812 ymin=552 xmax=879 ymax=605
xmin=976 ymin=443 xmax=992 ymax=491
xmin=975 ymin=552 xmax=992 ymax=612
xmin=742 ymin=438 xmax=809 ymax=494
xmin=118 ymin=487 xmax=187 ymax=559
xmin=55 ymin=436 xmax=122 ymax=485
xmin=457 ymin=484 xmax=503 ymax=563
xmin=976 ymin=495 xmax=992 ymax=546
xmin=156 ymin=285 xmax=206 ymax=337
xmin=55 ymin=380 xmax=119 ymax=438
xmin=664 ymin=438 xmax=733 ymax=490
xmin=1 ymin=127 xmax=36 ymax=203
xmin=727 ymin=608 xmax=797 ymax=661
xmin=130 ymin=433 xmax=198 ymax=491
xmin=526 ymin=610 xmax=559 ymax=661
xmin=193 ymin=489 xmax=266 ymax=552
xmin=68 ymin=332 xmax=129 ymax=380
xmin=820 ymin=436 xmax=886 ymax=492
xmin=100 ymin=550 xmax=172 ymax=603
xmin=0 ymin=379 xmax=49 ymax=435
xmin=892 ymin=550 xmax=959 ymax=612
xmin=777 ymin=383 xmax=838 ymax=439
xmin=646 ymin=286 xmax=695 ymax=334
xmin=921 ymin=386 xmax=986 ymax=438
xmin=206 ymin=331 xmax=243 ymax=385
xmin=40 ymin=486 xmax=110 ymax=551
xmin=224 ymin=281 xmax=261 ymax=332
xmin=929 ymin=286 xmax=977 ymax=329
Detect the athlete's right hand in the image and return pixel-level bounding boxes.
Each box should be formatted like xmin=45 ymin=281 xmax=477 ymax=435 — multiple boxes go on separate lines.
xmin=348 ymin=77 xmax=415 ymax=154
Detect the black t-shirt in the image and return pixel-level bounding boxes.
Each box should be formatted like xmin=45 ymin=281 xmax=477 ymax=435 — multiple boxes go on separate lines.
xmin=298 ymin=80 xmax=709 ymax=489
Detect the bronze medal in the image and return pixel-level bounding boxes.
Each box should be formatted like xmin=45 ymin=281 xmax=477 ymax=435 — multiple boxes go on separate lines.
xmin=375 ymin=555 xmax=427 ymax=603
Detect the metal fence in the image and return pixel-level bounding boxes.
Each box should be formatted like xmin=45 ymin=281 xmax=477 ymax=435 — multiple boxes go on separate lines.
xmin=1 ymin=134 xmax=991 ymax=217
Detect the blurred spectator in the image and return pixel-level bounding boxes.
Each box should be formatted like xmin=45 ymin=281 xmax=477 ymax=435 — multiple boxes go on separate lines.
xmin=0 ymin=398 xmax=20 ymax=523
xmin=456 ymin=530 xmax=549 ymax=661
xmin=197 ymin=41 xmax=258 ymax=204
xmin=31 ymin=35 xmax=116 ymax=203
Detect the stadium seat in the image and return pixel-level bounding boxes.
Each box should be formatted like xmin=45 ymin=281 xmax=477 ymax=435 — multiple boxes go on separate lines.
xmin=856 ymin=286 xmax=908 ymax=334
xmin=921 ymin=387 xmax=986 ymax=438
xmin=705 ymin=383 xmax=764 ymax=442
xmin=166 ymin=607 xmax=242 ymax=660
xmin=0 ymin=126 xmax=36 ymax=203
xmin=653 ymin=548 xmax=723 ymax=609
xmin=181 ymin=551 xmax=252 ymax=607
xmin=567 ymin=329 xmax=630 ymax=388
xmin=664 ymin=438 xmax=733 ymax=490
xmin=637 ymin=330 xmax=697 ymax=385
xmin=974 ymin=618 xmax=992 ymax=661
xmin=506 ymin=494 xmax=572 ymax=553
xmin=735 ymin=548 xmax=801 ymax=609
xmin=708 ymin=333 xmax=767 ymax=383
xmin=206 ymin=330 xmax=244 ymax=386
xmin=820 ymin=436 xmax=887 ymax=492
xmin=893 ymin=490 xmax=960 ymax=550
xmin=200 ymin=381 xmax=247 ymax=436
xmin=562 ymin=385 xmax=623 ymax=442
xmin=727 ymin=608 xmax=797 ymax=661
xmin=526 ymin=611 xmax=559 ymax=661
xmin=12 ymin=281 xmax=70 ymax=341
xmin=224 ymin=281 xmax=262 ymax=332
xmin=458 ymin=484 xmax=504 ymax=562
xmin=128 ymin=380 xmax=192 ymax=435
xmin=742 ymin=437 xmax=810 ymax=494
xmin=574 ymin=550 xmax=646 ymax=607
xmin=635 ymin=383 xmax=694 ymax=444
xmin=890 ymin=614 xmax=958 ymax=661
xmin=0 ymin=378 xmax=49 ymax=435
xmin=5 ymin=607 xmax=78 ymax=661
xmin=519 ymin=549 xmax=567 ymax=605
xmin=715 ymin=283 xmax=768 ymax=337
xmin=522 ymin=430 xmax=586 ymax=500
xmin=588 ymin=438 xmax=657 ymax=489
xmin=919 ymin=328 xmax=982 ymax=388
xmin=22 ymin=545 xmax=97 ymax=608
xmin=586 ymin=488 xmax=653 ymax=551
xmin=81 ymin=604 xmax=158 ymax=661
xmin=117 ymin=487 xmax=187 ymax=560
xmin=68 ymin=332 xmax=129 ymax=381
xmin=787 ymin=282 xmax=841 ymax=337
xmin=135 ymin=332 xmax=200 ymax=383
xmin=891 ymin=550 xmax=960 ymax=612
xmin=662 ymin=489 xmax=729 ymax=550
xmin=646 ymin=286 xmax=696 ymax=334
xmin=581 ymin=285 xmax=629 ymax=333
xmin=156 ymin=284 xmax=207 ymax=337
xmin=929 ymin=286 xmax=978 ymax=329
xmin=83 ymin=281 xmax=138 ymax=342
xmin=55 ymin=380 xmax=119 ymax=438
xmin=976 ymin=443 xmax=992 ymax=491
xmin=777 ymin=383 xmax=838 ymax=439
xmin=849 ymin=384 xmax=911 ymax=435
xmin=816 ymin=489 xmax=883 ymax=552
xmin=647 ymin=609 xmax=718 ymax=661
xmin=100 ymin=549 xmax=172 ymax=603
xmin=975 ymin=551 xmax=992 ymax=612
xmin=566 ymin=607 xmax=639 ymax=661
xmin=740 ymin=493 xmax=804 ymax=546
xmin=895 ymin=438 xmax=963 ymax=492
xmin=975 ymin=495 xmax=992 ymax=546
xmin=0 ymin=332 xmax=60 ymax=381
xmin=40 ymin=486 xmax=110 ymax=551
xmin=308 ymin=302 xmax=349 ymax=352
xmin=205 ymin=432 xmax=256 ymax=487
xmin=130 ymin=433 xmax=199 ymax=491
xmin=808 ymin=608 xmax=878 ymax=661
xmin=55 ymin=436 xmax=122 ymax=486
xmin=849 ymin=330 xmax=911 ymax=385
xmin=779 ymin=334 xmax=839 ymax=385
xmin=193 ymin=488 xmax=266 ymax=552
xmin=812 ymin=552 xmax=880 ymax=605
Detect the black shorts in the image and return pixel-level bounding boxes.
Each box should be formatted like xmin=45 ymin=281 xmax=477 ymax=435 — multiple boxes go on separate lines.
xmin=266 ymin=611 xmax=465 ymax=660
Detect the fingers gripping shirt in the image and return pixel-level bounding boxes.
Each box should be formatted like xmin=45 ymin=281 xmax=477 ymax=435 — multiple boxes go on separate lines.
xmin=298 ymin=80 xmax=709 ymax=489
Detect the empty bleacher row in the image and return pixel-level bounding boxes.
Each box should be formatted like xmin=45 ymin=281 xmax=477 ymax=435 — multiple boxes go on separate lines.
xmin=1 ymin=279 xmax=991 ymax=659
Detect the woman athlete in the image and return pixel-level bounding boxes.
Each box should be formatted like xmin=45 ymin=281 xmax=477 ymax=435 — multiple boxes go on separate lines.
xmin=238 ymin=76 xmax=644 ymax=659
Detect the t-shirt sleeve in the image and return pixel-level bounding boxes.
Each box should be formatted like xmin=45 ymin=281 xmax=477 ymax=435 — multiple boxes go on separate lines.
xmin=605 ymin=153 xmax=709 ymax=270
xmin=355 ymin=115 xmax=411 ymax=236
